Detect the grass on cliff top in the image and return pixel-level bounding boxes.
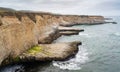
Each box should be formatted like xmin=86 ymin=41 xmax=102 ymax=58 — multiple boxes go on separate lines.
xmin=27 ymin=45 xmax=52 ymax=56
xmin=27 ymin=45 xmax=43 ymax=55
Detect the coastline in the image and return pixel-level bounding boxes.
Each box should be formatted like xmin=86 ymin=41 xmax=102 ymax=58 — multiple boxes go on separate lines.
xmin=0 ymin=11 xmax=115 ymax=66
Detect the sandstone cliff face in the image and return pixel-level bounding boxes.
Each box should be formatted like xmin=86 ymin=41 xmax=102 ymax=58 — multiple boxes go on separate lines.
xmin=0 ymin=21 xmax=38 ymax=65
xmin=59 ymin=15 xmax=105 ymax=26
xmin=0 ymin=12 xmax=105 ymax=65
xmin=0 ymin=12 xmax=105 ymax=26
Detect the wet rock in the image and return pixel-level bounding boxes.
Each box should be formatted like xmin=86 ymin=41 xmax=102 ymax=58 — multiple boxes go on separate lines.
xmin=59 ymin=31 xmax=79 ymax=36
xmin=105 ymin=22 xmax=117 ymax=24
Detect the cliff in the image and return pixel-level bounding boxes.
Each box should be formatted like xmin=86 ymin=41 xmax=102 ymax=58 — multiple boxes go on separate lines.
xmin=0 ymin=7 xmax=15 ymax=12
xmin=0 ymin=11 xmax=107 ymax=66
xmin=0 ymin=12 xmax=106 ymax=26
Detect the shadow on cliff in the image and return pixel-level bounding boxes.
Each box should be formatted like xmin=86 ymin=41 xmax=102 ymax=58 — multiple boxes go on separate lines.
xmin=0 ymin=61 xmax=53 ymax=72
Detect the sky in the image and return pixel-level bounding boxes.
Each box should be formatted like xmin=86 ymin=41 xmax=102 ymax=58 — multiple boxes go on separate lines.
xmin=0 ymin=0 xmax=120 ymax=16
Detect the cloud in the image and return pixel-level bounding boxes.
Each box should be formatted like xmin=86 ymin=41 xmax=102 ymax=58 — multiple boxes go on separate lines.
xmin=0 ymin=0 xmax=120 ymax=16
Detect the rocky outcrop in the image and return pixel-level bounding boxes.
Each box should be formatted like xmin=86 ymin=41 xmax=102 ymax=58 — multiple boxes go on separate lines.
xmin=58 ymin=26 xmax=84 ymax=32
xmin=22 ymin=42 xmax=81 ymax=61
xmin=0 ymin=11 xmax=108 ymax=66
xmin=4 ymin=42 xmax=81 ymax=64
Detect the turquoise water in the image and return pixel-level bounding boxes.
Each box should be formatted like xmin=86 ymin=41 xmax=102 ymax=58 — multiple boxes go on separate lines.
xmin=0 ymin=16 xmax=120 ymax=72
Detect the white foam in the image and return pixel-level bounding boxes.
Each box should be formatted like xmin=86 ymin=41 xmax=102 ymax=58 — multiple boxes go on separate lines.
xmin=79 ymin=33 xmax=92 ymax=38
xmin=79 ymin=32 xmax=100 ymax=38
xmin=114 ymin=32 xmax=120 ymax=36
xmin=53 ymin=62 xmax=81 ymax=70
xmin=52 ymin=46 xmax=89 ymax=70
xmin=79 ymin=33 xmax=89 ymax=36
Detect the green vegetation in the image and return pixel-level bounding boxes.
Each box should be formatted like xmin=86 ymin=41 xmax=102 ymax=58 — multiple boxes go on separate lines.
xmin=14 ymin=56 xmax=20 ymax=62
xmin=27 ymin=45 xmax=43 ymax=55
xmin=27 ymin=45 xmax=52 ymax=56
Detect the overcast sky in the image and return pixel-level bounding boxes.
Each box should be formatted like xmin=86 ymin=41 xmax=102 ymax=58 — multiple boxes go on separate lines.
xmin=0 ymin=0 xmax=120 ymax=16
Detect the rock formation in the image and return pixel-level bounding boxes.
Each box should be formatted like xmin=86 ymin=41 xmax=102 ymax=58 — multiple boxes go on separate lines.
xmin=8 ymin=42 xmax=81 ymax=64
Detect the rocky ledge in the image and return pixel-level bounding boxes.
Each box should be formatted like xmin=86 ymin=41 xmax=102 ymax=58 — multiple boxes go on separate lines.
xmin=1 ymin=42 xmax=81 ymax=66
xmin=22 ymin=42 xmax=81 ymax=62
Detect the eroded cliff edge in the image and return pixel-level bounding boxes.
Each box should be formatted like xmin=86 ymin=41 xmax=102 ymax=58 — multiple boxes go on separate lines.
xmin=0 ymin=11 xmax=108 ymax=66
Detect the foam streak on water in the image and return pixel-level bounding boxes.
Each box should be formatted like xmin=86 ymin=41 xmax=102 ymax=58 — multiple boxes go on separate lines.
xmin=53 ymin=45 xmax=89 ymax=70
xmin=114 ymin=32 xmax=120 ymax=36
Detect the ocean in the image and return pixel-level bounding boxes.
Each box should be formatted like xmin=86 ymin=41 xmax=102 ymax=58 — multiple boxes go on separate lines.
xmin=0 ymin=16 xmax=120 ymax=72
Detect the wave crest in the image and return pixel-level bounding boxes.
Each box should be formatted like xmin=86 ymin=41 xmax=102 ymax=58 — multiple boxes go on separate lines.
xmin=53 ymin=46 xmax=89 ymax=70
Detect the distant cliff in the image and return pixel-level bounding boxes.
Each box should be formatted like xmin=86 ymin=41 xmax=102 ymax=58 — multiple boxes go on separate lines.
xmin=0 ymin=11 xmax=106 ymax=66
xmin=0 ymin=7 xmax=15 ymax=12
xmin=0 ymin=11 xmax=106 ymax=26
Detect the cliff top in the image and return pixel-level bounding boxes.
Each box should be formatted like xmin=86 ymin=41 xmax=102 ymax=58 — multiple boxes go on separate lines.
xmin=0 ymin=7 xmax=103 ymax=17
xmin=0 ymin=7 xmax=16 ymax=12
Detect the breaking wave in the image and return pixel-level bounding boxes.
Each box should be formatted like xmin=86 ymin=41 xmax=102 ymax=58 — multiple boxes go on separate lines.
xmin=52 ymin=46 xmax=89 ymax=70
